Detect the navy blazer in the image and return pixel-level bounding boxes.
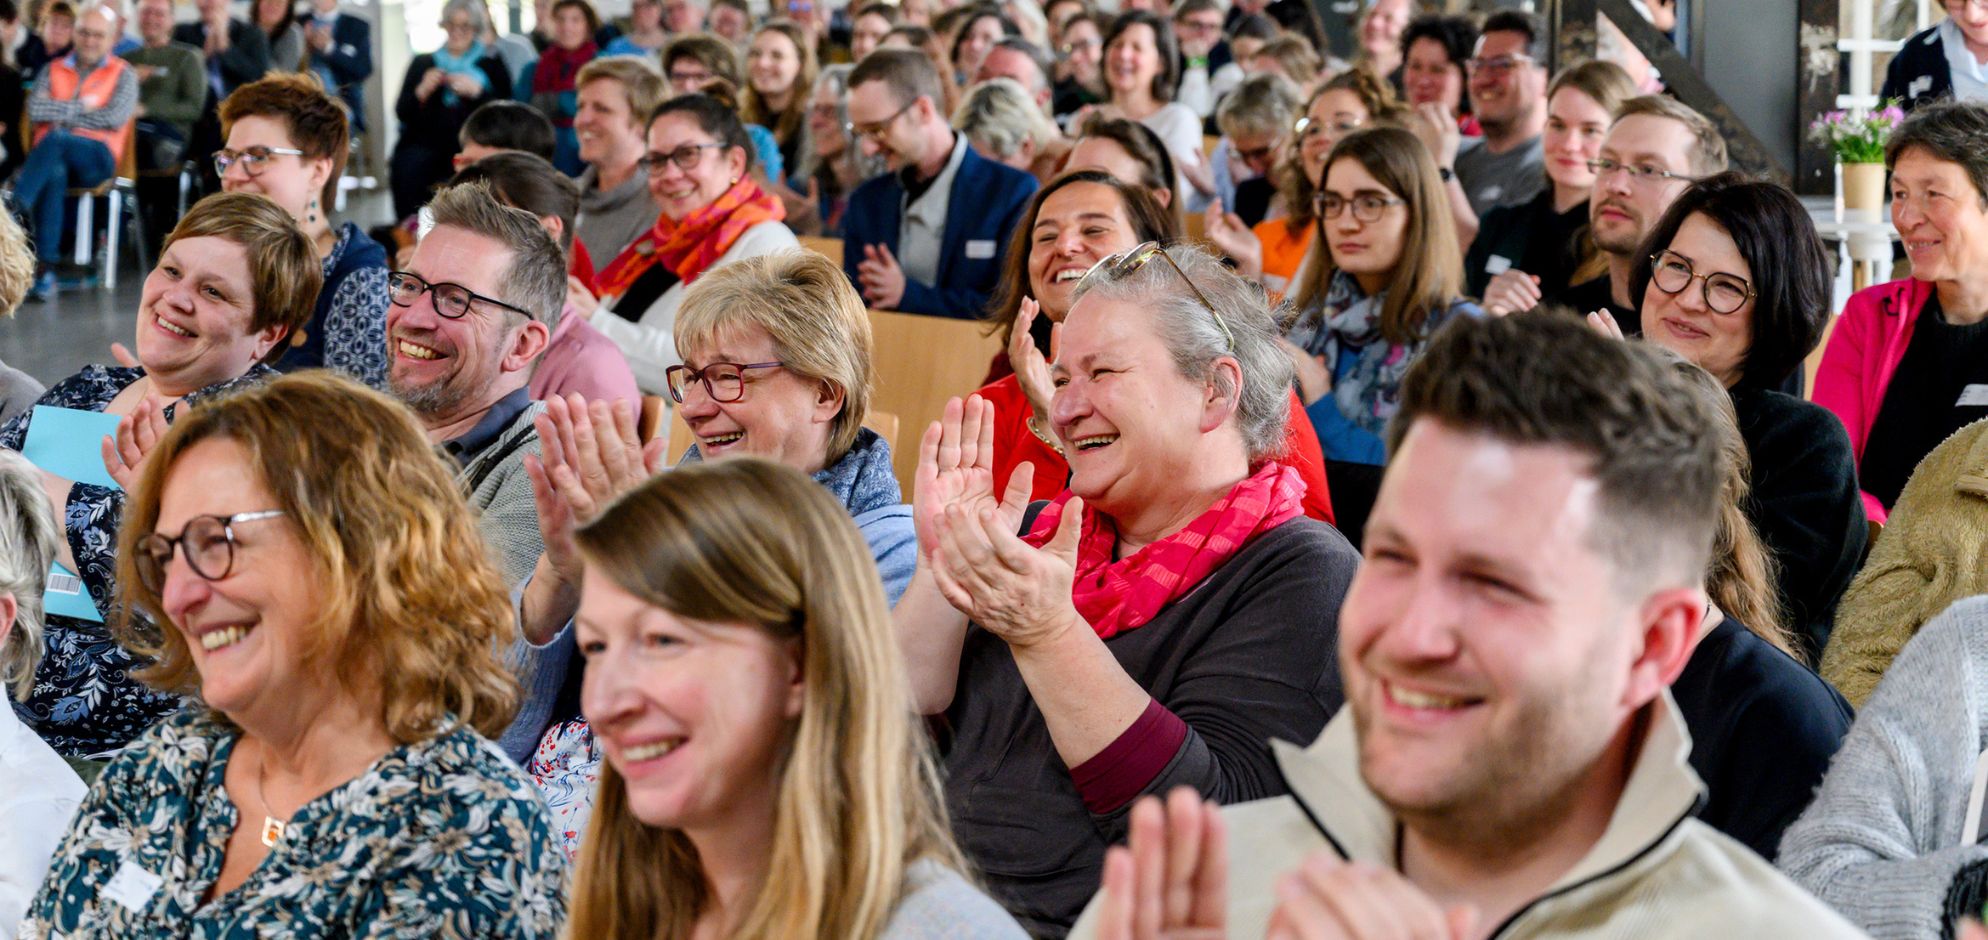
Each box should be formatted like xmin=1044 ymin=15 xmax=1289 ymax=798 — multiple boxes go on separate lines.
xmin=307 ymin=14 xmax=373 ymax=132
xmin=841 ymin=140 xmax=1038 ymax=319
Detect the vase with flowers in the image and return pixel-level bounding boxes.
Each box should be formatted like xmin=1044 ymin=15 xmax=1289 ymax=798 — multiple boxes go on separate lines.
xmin=1811 ymin=102 xmax=1905 ymax=218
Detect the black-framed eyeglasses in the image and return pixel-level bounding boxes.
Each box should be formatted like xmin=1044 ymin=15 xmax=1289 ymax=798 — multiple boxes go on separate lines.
xmin=134 ymin=510 xmax=286 ymax=594
xmin=638 ymin=142 xmax=725 ymax=173
xmin=386 ymin=271 xmax=534 ymax=320
xmin=1587 ymin=157 xmax=1695 ymax=185
xmin=213 ymin=145 xmax=305 ymax=176
xmin=1313 ymin=192 xmax=1406 ymax=222
xmin=1465 ymin=53 xmax=1534 ymax=75
xmin=665 ymin=361 xmax=786 ymax=403
xmin=1080 ymin=241 xmax=1235 ymax=351
xmin=846 ymin=98 xmax=917 ymax=142
xmin=1648 ymin=249 xmax=1757 ymax=315
xmin=667 ymin=69 xmax=715 ymax=88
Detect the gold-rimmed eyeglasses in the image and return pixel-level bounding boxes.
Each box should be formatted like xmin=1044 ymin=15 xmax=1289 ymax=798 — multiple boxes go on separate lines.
xmin=1080 ymin=241 xmax=1235 ymax=351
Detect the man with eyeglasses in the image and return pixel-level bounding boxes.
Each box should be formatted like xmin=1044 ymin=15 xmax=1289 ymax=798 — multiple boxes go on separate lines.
xmin=1171 ymin=0 xmax=1230 ymax=120
xmin=387 ymin=183 xmax=577 ymax=761
xmin=841 ymin=48 xmax=1038 ymax=317
xmin=13 ymin=2 xmax=134 ymax=300
xmin=1883 ymin=0 xmax=1988 ymax=112
xmin=1444 ymin=10 xmax=1548 ymax=221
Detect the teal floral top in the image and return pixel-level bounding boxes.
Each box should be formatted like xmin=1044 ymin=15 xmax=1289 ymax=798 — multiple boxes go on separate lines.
xmin=18 ymin=709 xmax=567 ymax=938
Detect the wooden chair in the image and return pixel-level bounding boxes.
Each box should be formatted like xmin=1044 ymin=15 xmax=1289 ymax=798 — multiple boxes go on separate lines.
xmin=638 ymin=394 xmax=668 ymax=445
xmin=867 ymin=309 xmax=1006 ymax=490
xmin=1183 ymin=211 xmax=1207 ymax=244
xmin=797 ymin=235 xmax=845 ymax=268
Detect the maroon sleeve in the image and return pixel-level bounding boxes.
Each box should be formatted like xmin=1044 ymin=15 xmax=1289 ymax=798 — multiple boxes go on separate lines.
xmin=1069 ymin=697 xmax=1190 ymax=814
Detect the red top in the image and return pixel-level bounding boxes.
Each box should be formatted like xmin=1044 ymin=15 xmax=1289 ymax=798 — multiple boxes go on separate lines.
xmin=569 ymin=239 xmax=597 ymax=290
xmin=976 ymin=375 xmax=1336 ymax=525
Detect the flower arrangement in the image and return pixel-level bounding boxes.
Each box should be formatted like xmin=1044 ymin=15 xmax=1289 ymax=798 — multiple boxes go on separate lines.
xmin=1809 ymin=102 xmax=1904 ymax=164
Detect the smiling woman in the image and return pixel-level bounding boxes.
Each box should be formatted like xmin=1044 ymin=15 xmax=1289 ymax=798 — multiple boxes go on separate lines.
xmin=0 ymin=192 xmax=319 ymax=758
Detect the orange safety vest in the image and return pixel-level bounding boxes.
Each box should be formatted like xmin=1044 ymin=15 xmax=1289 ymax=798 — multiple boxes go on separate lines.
xmin=33 ymin=54 xmax=131 ymax=159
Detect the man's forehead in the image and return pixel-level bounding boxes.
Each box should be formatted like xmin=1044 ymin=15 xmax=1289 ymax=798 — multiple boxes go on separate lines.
xmin=409 ymin=226 xmax=514 ymax=292
xmin=1604 ymin=115 xmax=1693 ymax=165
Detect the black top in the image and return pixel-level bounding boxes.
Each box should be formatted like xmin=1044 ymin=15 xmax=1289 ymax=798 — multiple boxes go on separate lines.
xmin=1464 ymin=187 xmax=1588 ymax=300
xmin=391 ymin=52 xmax=514 ymax=153
xmin=1233 ymin=177 xmax=1275 ymax=229
xmin=607 ymin=262 xmax=681 ymax=322
xmin=1671 ymin=616 xmax=1853 ymax=861
xmin=1731 ymin=388 xmax=1869 ymax=663
xmin=1858 ymin=295 xmax=1988 ymax=510
xmin=1052 ymin=77 xmax=1101 ymax=121
xmin=1548 ymin=274 xmax=1637 ymax=330
xmin=942 ymin=518 xmax=1359 ymax=937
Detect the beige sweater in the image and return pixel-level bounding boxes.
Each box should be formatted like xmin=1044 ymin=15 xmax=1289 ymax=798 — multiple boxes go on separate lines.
xmin=1821 ymin=418 xmax=1988 ymax=706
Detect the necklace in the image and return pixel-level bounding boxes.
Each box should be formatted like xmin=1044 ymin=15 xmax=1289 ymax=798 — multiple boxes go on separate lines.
xmin=254 ymin=744 xmax=289 ymax=848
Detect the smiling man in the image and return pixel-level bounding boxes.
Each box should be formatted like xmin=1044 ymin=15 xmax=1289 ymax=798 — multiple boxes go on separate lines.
xmin=1450 ymin=10 xmax=1548 ymax=217
xmin=1069 ymin=313 xmax=1862 ymax=939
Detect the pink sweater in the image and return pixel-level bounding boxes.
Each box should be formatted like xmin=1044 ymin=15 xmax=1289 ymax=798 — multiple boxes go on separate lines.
xmin=1812 ymin=277 xmax=1936 ymax=523
xmin=529 ymin=303 xmax=641 ymax=407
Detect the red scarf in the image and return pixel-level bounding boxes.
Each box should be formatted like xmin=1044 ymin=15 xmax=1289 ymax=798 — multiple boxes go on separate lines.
xmin=536 ymin=41 xmax=596 ymax=94
xmin=1025 ymin=463 xmax=1307 ymax=640
xmin=593 ymin=177 xmax=785 ymax=300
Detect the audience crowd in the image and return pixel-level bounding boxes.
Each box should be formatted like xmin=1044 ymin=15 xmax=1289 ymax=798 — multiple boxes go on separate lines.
xmin=10 ymin=1 xmax=1988 ymax=938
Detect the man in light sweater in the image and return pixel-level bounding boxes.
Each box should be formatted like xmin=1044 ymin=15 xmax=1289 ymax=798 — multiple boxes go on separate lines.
xmin=1069 ymin=314 xmax=1863 ymax=939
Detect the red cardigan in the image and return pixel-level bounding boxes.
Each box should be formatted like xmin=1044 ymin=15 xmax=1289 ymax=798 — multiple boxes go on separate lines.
xmin=1813 ymin=277 xmax=1934 ymax=523
xmin=975 ymin=375 xmax=1337 ymax=524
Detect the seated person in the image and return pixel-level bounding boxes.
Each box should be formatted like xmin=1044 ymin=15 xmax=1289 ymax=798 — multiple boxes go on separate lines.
xmin=573 ymin=91 xmax=798 ymax=394
xmin=0 ymin=449 xmax=81 ymax=937
xmin=741 ymin=20 xmax=816 ymax=177
xmin=17 ymin=1 xmax=136 ymax=300
xmin=1207 ymin=72 xmax=1300 ymax=226
xmin=563 ymin=461 xmax=1025 ymax=936
xmin=1439 ymin=10 xmax=1549 ymax=223
xmin=517 ymin=0 xmax=599 ymax=176
xmin=1616 ymin=173 xmax=1866 ymax=664
xmin=1086 ymin=11 xmax=1213 ymax=203
xmin=302 ymin=0 xmax=372 ymax=133
xmin=1816 ymin=100 xmax=1988 ymax=523
xmin=454 ymin=98 xmax=556 ymax=170
xmin=953 ymin=77 xmax=1068 ymax=184
xmin=1051 ymin=11 xmax=1105 ymax=120
xmin=1070 ymin=313 xmax=1864 ymax=940
xmin=893 ymin=242 xmax=1362 ymax=934
xmin=16 ymin=0 xmax=73 ymax=82
xmin=219 ymin=73 xmax=390 ymax=389
xmin=661 ymin=35 xmax=789 ymax=189
xmin=1064 ymin=114 xmax=1180 ymax=230
xmin=842 ymin=49 xmax=1038 ymax=318
xmin=388 ymin=0 xmax=513 ymax=219
xmin=1169 ymin=0 xmax=1230 ymax=120
xmin=978 ymin=169 xmax=1334 ymax=523
xmin=1781 ymin=595 xmax=1988 ymax=937
xmin=1469 ymin=59 xmax=1635 ymax=312
xmin=3 ymin=193 xmax=317 ymax=757
xmin=19 ymin=372 xmax=564 ymax=936
xmin=522 ymin=251 xmax=924 ymax=855
xmin=127 ymin=0 xmax=209 ymax=259
xmin=0 ymin=212 xmax=46 ymax=423
xmin=1282 ymin=126 xmax=1480 ymax=547
xmin=570 ymin=56 xmax=665 ymax=275
xmin=444 ymin=153 xmax=640 ymax=407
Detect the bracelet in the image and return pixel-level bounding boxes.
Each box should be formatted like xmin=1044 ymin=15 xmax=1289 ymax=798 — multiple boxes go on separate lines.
xmin=1026 ymin=415 xmax=1063 ymax=455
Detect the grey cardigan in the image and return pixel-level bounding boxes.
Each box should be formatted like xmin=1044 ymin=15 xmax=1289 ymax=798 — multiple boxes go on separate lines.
xmin=574 ymin=164 xmax=659 ymax=267
xmin=1778 ymin=594 xmax=1988 ymax=938
xmin=879 ymin=861 xmax=1028 ymax=940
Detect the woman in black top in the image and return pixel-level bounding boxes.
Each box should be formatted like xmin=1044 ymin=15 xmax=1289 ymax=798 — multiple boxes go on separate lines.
xmin=1468 ymin=60 xmax=1635 ymax=309
xmin=387 ymin=0 xmax=513 ymax=218
xmin=1623 ymin=173 xmax=1867 ymax=663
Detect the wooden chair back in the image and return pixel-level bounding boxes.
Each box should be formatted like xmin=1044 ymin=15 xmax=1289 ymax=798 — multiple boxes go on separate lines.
xmin=797 ymin=235 xmax=845 ymax=268
xmin=867 ymin=309 xmax=1005 ymax=489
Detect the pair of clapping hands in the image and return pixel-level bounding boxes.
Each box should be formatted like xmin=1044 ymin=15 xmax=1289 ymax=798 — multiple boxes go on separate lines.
xmin=522 ymin=395 xmax=669 ymax=584
xmin=1095 ymin=788 xmax=1477 ymax=940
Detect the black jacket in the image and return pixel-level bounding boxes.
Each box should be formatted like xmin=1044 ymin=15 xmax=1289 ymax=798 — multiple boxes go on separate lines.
xmin=171 ymin=19 xmax=270 ymax=97
xmin=1881 ymin=23 xmax=1951 ymax=112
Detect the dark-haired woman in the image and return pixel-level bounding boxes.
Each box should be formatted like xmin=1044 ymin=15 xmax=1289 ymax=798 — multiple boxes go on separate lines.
xmin=519 ymin=0 xmax=599 ymax=175
xmin=576 ymin=92 xmax=799 ymax=394
xmin=1604 ymin=172 xmax=1865 ymax=663
xmin=1088 ymin=11 xmax=1212 ymax=202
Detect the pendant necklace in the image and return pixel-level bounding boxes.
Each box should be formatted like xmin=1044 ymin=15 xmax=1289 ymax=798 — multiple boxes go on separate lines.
xmin=254 ymin=746 xmax=289 ymax=848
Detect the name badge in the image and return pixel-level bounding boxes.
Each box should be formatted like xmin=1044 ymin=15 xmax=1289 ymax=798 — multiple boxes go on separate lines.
xmin=1911 ymin=75 xmax=1934 ymax=98
xmin=964 ymin=239 xmax=997 ymax=260
xmin=1958 ymin=384 xmax=1988 ymax=407
xmin=1484 ymin=254 xmax=1513 ymax=276
xmin=103 ymin=859 xmax=163 ymax=913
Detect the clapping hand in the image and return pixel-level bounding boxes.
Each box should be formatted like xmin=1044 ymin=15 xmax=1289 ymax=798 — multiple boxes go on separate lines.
xmin=1480 ymin=269 xmax=1542 ymax=317
xmin=446 ymin=72 xmax=486 ymax=98
xmin=1277 ymin=337 xmax=1332 ymax=406
xmin=1009 ymin=297 xmax=1061 ymax=421
xmin=524 ymin=395 xmax=667 ymax=585
xmin=1203 ymin=208 xmax=1264 ymax=281
xmin=1410 ymin=103 xmax=1461 ymax=173
xmin=1585 ymin=309 xmax=1624 ymax=340
xmin=912 ymin=395 xmax=1034 ymax=566
xmin=100 ymin=393 xmax=167 ymax=491
xmin=857 ymin=243 xmax=908 ymax=310
xmin=1096 ymin=788 xmax=1229 ymax=940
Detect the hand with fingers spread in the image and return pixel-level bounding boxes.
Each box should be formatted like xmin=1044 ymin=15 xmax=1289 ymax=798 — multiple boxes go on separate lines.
xmin=928 ymin=483 xmax=1084 ymax=650
xmin=1410 ymin=103 xmax=1461 ymax=174
xmin=1278 ymin=338 xmax=1332 ymax=406
xmin=1479 ymin=269 xmax=1542 ymax=317
xmin=913 ymin=396 xmax=1037 ymax=568
xmin=1010 ymin=298 xmax=1062 ymax=422
xmin=100 ymin=394 xmax=168 ymax=491
xmin=858 ymin=243 xmax=909 ymax=310
xmin=1096 ymin=788 xmax=1230 ymax=940
xmin=1263 ymin=853 xmax=1475 ymax=940
xmin=524 ymin=394 xmax=668 ymax=584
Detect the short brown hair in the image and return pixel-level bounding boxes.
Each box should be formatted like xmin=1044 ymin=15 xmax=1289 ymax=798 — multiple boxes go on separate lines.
xmin=1613 ymin=94 xmax=1728 ymax=178
xmin=1252 ymin=34 xmax=1322 ymax=86
xmin=446 ymin=151 xmax=580 ymax=255
xmin=115 ymin=371 xmax=520 ymax=742
xmin=166 ymin=192 xmax=322 ymax=356
xmin=1886 ymin=98 xmax=1988 ymax=206
xmin=663 ymin=32 xmax=744 ymax=88
xmin=425 ymin=181 xmax=567 ymax=327
xmin=552 ymin=0 xmax=600 ymax=33
xmin=1388 ymin=312 xmax=1723 ymax=589
xmin=577 ymin=55 xmax=668 ymax=129
xmin=219 ymin=72 xmax=351 ymax=211
xmin=848 ymin=47 xmax=944 ymax=113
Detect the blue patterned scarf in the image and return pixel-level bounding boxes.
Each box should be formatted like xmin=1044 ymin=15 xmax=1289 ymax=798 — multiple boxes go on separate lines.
xmin=431 ymin=40 xmax=488 ymax=107
xmin=1291 ymin=270 xmax=1471 ymax=439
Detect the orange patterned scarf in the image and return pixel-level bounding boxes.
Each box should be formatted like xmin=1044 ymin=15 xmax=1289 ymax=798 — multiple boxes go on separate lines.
xmin=594 ymin=177 xmax=785 ymax=300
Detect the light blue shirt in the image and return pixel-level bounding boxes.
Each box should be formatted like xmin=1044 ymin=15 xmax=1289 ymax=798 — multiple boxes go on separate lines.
xmin=1942 ymin=17 xmax=1988 ymax=102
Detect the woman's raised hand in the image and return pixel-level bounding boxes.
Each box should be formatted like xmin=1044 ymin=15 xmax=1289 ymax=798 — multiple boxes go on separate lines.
xmin=914 ymin=396 xmax=1034 ymax=569
xmin=1204 ymin=208 xmax=1264 ymax=282
xmin=525 ymin=394 xmax=667 ymax=583
xmin=1009 ymin=298 xmax=1061 ymax=420
xmin=100 ymin=393 xmax=168 ymax=491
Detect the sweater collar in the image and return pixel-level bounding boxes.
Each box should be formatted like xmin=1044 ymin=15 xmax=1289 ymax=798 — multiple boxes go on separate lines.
xmin=681 ymin=426 xmax=900 ymax=516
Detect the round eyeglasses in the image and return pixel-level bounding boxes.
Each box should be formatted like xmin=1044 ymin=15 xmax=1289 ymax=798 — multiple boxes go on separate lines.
xmin=1648 ymin=249 xmax=1756 ymax=315
xmin=134 ymin=510 xmax=286 ymax=594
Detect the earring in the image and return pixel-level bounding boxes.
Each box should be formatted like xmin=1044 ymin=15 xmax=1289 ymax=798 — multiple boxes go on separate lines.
xmin=730 ymin=175 xmax=741 ymax=185
xmin=306 ymin=198 xmax=318 ymax=225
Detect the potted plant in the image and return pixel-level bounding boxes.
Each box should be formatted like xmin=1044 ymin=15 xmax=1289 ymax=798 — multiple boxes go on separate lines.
xmin=1810 ymin=102 xmax=1904 ymax=215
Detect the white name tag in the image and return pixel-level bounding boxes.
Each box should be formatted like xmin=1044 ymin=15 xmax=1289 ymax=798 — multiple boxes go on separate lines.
xmin=103 ymin=859 xmax=163 ymax=914
xmin=1959 ymin=384 xmax=1988 ymax=407
xmin=1484 ymin=254 xmax=1513 ymax=276
xmin=964 ymin=239 xmax=997 ymax=260
xmin=1911 ymin=75 xmax=1934 ymax=98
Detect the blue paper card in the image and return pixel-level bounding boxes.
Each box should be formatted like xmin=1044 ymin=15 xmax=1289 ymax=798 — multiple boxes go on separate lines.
xmin=22 ymin=405 xmax=123 ymax=491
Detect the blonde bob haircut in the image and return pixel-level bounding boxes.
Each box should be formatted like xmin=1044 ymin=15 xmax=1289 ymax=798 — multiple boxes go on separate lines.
xmin=166 ymin=192 xmax=323 ymax=359
xmin=673 ymin=250 xmax=874 ymax=462
xmin=1288 ymin=125 xmax=1462 ymax=347
xmin=576 ymin=55 xmax=668 ymax=130
xmin=114 ymin=371 xmax=519 ymax=742
xmin=565 ymin=458 xmax=968 ymax=939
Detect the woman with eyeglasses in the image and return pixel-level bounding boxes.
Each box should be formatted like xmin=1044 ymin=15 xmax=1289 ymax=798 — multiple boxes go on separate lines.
xmin=522 ymin=250 xmax=918 ymax=856
xmin=1283 ymin=125 xmax=1479 ymax=547
xmin=218 ymin=73 xmax=390 ymax=390
xmin=19 ymin=371 xmax=565 ymax=937
xmin=786 ymin=64 xmax=877 ymax=237
xmin=1468 ymin=59 xmax=1635 ymax=313
xmin=1051 ymin=11 xmax=1105 ymax=120
xmin=894 ymin=240 xmax=1361 ymax=935
xmin=0 ymin=193 xmax=319 ymax=759
xmin=577 ymin=91 xmax=798 ymax=394
xmin=1206 ymin=67 xmax=1405 ymax=301
xmin=388 ymin=0 xmax=512 ymax=219
xmin=1601 ymin=172 xmax=1864 ymax=664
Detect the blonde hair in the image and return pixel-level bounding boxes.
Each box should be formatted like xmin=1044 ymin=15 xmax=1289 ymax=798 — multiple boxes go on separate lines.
xmin=952 ymin=77 xmax=1059 ymax=161
xmin=577 ymin=55 xmax=668 ymax=129
xmin=114 ymin=371 xmax=520 ymax=742
xmin=563 ymin=459 xmax=968 ymax=939
xmin=0 ymin=450 xmax=57 ymax=701
xmin=0 ymin=210 xmax=32 ymax=317
xmin=674 ymin=250 xmax=874 ymax=461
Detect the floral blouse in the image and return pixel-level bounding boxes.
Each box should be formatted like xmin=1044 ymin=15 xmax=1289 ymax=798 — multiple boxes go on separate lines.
xmin=1 ymin=364 xmax=274 ymax=757
xmin=19 ymin=708 xmax=567 ymax=938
